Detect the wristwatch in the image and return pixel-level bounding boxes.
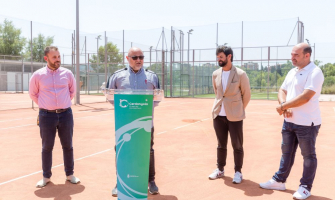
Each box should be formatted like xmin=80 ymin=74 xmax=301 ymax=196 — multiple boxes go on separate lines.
xmin=281 ymin=101 xmax=286 ymax=111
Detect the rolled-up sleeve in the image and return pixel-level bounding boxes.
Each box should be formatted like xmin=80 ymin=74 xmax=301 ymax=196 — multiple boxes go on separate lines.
xmin=69 ymin=72 xmax=76 ymax=100
xmin=29 ymin=73 xmax=39 ymax=105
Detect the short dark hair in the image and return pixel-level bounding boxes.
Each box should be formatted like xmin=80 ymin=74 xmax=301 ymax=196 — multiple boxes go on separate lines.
xmin=216 ymin=45 xmax=234 ymax=62
xmin=44 ymin=46 xmax=58 ymax=56
xmin=303 ymin=46 xmax=312 ymax=56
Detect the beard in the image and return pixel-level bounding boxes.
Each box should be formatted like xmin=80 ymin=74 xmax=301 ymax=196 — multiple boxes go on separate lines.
xmin=49 ymin=61 xmax=61 ymax=69
xmin=218 ymin=59 xmax=228 ymax=67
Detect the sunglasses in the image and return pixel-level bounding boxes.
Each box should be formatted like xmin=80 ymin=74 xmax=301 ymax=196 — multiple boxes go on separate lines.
xmin=130 ymin=56 xmax=145 ymax=60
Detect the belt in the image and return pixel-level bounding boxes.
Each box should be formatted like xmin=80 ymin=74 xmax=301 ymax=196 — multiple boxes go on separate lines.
xmin=39 ymin=108 xmax=70 ymax=113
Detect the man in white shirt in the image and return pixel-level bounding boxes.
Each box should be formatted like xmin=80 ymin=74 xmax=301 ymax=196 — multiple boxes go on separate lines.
xmin=260 ymin=43 xmax=324 ymax=200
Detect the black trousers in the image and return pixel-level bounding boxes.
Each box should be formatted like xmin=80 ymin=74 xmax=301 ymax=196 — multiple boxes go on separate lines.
xmin=115 ymin=127 xmax=156 ymax=182
xmin=213 ymin=116 xmax=244 ymax=173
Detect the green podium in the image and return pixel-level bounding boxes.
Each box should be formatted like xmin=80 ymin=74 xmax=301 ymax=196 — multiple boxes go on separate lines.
xmin=105 ymin=89 xmax=164 ymax=200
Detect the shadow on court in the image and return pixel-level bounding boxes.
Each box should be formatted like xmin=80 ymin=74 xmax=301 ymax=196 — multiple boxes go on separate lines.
xmin=34 ymin=181 xmax=85 ymax=200
xmin=148 ymin=194 xmax=178 ymax=200
xmin=222 ymin=176 xmax=332 ymax=200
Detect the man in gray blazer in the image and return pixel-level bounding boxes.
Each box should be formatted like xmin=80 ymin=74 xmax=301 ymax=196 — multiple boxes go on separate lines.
xmin=208 ymin=45 xmax=251 ymax=184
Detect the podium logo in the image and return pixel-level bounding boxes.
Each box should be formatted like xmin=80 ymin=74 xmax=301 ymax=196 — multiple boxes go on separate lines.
xmin=127 ymin=174 xmax=139 ymax=178
xmin=119 ymin=99 xmax=149 ymax=109
xmin=120 ymin=99 xmax=129 ymax=108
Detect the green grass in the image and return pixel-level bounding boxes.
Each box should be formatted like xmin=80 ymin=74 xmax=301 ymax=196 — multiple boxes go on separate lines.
xmin=81 ymin=91 xmax=278 ymax=100
xmin=193 ymin=92 xmax=278 ymax=99
xmin=82 ymin=92 xmax=105 ymax=96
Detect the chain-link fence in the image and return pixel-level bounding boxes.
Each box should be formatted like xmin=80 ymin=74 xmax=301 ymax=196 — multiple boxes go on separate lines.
xmin=1 ymin=14 xmax=334 ymax=107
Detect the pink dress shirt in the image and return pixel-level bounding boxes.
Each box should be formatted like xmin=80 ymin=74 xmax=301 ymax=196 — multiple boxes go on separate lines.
xmin=29 ymin=66 xmax=76 ymax=110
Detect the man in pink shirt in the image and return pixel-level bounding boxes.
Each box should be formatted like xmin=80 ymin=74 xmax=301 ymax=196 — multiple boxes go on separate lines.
xmin=29 ymin=46 xmax=80 ymax=187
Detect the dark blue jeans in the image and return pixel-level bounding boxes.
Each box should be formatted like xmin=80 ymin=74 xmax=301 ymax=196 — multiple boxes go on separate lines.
xmin=273 ymin=120 xmax=320 ymax=191
xmin=39 ymin=108 xmax=74 ymax=178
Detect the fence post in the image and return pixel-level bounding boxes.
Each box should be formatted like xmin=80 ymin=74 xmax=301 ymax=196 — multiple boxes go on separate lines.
xmin=31 ymin=21 xmax=34 ymax=109
xmin=162 ymin=50 xmax=165 ymax=95
xmin=88 ymin=53 xmax=90 ymax=95
xmin=193 ymin=49 xmax=195 ymax=98
xmin=21 ymin=57 xmax=23 ymax=93
xmin=267 ymin=47 xmax=270 ymax=100
xmin=105 ymin=31 xmax=107 ymax=87
xmin=170 ymin=26 xmax=173 ymax=97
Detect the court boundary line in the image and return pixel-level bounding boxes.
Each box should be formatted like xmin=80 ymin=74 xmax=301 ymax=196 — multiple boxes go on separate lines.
xmin=0 ymin=110 xmax=111 ymax=123
xmin=0 ymin=113 xmax=113 ymax=130
xmin=0 ymin=118 xmax=211 ymax=185
xmin=0 ymin=148 xmax=112 ymax=186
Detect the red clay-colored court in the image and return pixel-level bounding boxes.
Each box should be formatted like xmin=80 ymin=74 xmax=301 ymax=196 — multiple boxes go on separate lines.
xmin=0 ymin=94 xmax=334 ymax=200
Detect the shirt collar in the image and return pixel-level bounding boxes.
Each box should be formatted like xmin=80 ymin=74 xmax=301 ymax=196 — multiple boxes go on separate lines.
xmin=295 ymin=62 xmax=315 ymax=72
xmin=46 ymin=65 xmax=60 ymax=73
xmin=129 ymin=66 xmax=143 ymax=74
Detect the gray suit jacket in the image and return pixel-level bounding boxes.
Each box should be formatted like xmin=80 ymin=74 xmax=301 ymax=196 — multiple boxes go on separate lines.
xmin=212 ymin=65 xmax=251 ymax=121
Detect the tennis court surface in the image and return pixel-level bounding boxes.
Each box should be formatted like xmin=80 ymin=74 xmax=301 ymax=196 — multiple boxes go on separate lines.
xmin=0 ymin=94 xmax=334 ymax=200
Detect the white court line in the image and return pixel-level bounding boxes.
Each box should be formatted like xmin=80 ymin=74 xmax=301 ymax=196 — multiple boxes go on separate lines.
xmin=1 ymin=124 xmax=36 ymax=130
xmin=0 ymin=117 xmax=35 ymax=123
xmin=248 ymin=103 xmax=277 ymax=106
xmin=333 ymin=107 xmax=335 ymax=112
xmin=0 ymin=113 xmax=113 ymax=130
xmin=247 ymin=112 xmax=276 ymax=115
xmin=157 ymin=131 xmax=167 ymax=135
xmin=0 ymin=148 xmax=112 ymax=186
xmin=0 ymin=117 xmax=211 ymax=185
xmin=0 ymin=110 xmax=110 ymax=123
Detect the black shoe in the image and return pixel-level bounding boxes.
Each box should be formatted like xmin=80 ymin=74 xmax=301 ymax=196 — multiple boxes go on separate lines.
xmin=112 ymin=185 xmax=117 ymax=197
xmin=148 ymin=181 xmax=159 ymax=195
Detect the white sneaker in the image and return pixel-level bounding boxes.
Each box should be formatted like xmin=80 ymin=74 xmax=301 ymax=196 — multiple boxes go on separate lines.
xmin=112 ymin=185 xmax=117 ymax=197
xmin=259 ymin=179 xmax=286 ymax=190
xmin=293 ymin=186 xmax=311 ymax=199
xmin=66 ymin=175 xmax=80 ymax=184
xmin=208 ymin=168 xmax=224 ymax=180
xmin=36 ymin=177 xmax=50 ymax=188
xmin=232 ymin=172 xmax=242 ymax=184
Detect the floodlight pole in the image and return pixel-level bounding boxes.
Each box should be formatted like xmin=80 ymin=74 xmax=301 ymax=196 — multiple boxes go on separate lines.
xmin=96 ymin=35 xmax=101 ymax=69
xmin=187 ymin=29 xmax=193 ymax=96
xmin=75 ymin=0 xmax=80 ymax=104
xmin=31 ymin=21 xmax=34 ymax=109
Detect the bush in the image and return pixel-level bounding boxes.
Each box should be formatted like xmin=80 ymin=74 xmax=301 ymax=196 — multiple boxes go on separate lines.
xmin=322 ymin=85 xmax=335 ymax=94
xmin=323 ymin=76 xmax=335 ymax=87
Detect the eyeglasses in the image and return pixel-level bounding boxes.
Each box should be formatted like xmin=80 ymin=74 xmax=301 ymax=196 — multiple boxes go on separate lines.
xmin=130 ymin=56 xmax=145 ymax=60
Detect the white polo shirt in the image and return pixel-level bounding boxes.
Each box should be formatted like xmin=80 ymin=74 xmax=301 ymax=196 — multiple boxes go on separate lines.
xmin=281 ymin=62 xmax=324 ymax=126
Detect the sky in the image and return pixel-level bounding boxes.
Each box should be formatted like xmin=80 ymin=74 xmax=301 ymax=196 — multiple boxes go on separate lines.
xmin=0 ymin=0 xmax=334 ymax=63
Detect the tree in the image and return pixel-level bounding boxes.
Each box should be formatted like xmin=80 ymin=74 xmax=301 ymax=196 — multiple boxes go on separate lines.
xmin=89 ymin=42 xmax=123 ymax=73
xmin=320 ymin=63 xmax=335 ymax=77
xmin=314 ymin=60 xmax=322 ymax=67
xmin=0 ymin=19 xmax=26 ymax=56
xmin=25 ymin=34 xmax=54 ymax=62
